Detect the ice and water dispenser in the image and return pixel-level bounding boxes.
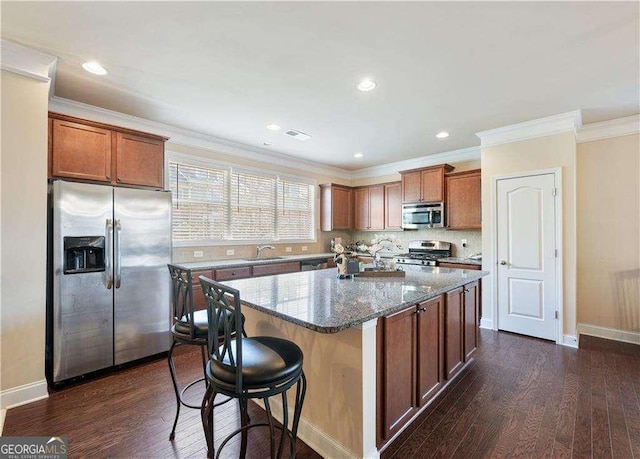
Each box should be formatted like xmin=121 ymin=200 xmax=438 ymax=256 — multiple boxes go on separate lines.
xmin=63 ymin=236 xmax=106 ymax=274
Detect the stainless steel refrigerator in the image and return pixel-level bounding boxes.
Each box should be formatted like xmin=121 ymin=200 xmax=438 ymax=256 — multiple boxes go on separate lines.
xmin=47 ymin=180 xmax=172 ymax=384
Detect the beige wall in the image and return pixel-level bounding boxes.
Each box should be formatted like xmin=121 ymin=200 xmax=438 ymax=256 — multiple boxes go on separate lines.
xmin=481 ymin=131 xmax=577 ymax=336
xmin=577 ymin=134 xmax=640 ymax=332
xmin=0 ymin=71 xmax=49 ymax=393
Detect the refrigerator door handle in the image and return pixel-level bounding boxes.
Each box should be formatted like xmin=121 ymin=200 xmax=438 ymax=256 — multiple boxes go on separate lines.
xmin=105 ymin=219 xmax=114 ymax=289
xmin=114 ymin=218 xmax=122 ymax=288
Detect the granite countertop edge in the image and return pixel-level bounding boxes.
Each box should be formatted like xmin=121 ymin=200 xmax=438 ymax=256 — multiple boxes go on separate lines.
xmin=239 ymin=270 xmax=488 ymax=334
xmin=173 ymin=253 xmax=335 ymax=270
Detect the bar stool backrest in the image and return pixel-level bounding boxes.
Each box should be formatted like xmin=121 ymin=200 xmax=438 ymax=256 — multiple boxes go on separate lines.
xmin=199 ymin=276 xmax=244 ymax=393
xmin=167 ymin=264 xmax=196 ymax=340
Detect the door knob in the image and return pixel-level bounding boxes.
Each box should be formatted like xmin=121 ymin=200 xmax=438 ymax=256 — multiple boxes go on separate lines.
xmin=500 ymin=260 xmax=507 ymax=265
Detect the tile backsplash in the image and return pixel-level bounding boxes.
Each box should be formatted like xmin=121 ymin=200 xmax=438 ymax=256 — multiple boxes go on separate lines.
xmin=351 ymin=229 xmax=481 ymax=258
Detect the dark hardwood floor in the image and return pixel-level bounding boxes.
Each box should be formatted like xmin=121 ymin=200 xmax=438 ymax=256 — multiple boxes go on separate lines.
xmin=3 ymin=345 xmax=320 ymax=459
xmin=4 ymin=330 xmax=639 ymax=458
xmin=382 ymin=330 xmax=640 ymax=459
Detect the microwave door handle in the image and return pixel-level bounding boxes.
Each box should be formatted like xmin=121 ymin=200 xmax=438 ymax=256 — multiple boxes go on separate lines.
xmin=428 ymin=209 xmax=434 ymax=228
xmin=105 ymin=219 xmax=113 ymax=289
xmin=114 ymin=219 xmax=122 ymax=288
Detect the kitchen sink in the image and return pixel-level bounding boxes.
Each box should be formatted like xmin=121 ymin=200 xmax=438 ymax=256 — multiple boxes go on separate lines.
xmin=242 ymin=256 xmax=285 ymax=261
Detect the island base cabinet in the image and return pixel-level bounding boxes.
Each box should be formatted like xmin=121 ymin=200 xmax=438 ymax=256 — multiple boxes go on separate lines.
xmin=416 ymin=295 xmax=444 ymax=407
xmin=378 ymin=295 xmax=445 ymax=446
xmin=378 ymin=306 xmax=416 ymax=442
xmin=463 ymin=280 xmax=479 ymax=360
xmin=445 ymin=287 xmax=464 ymax=379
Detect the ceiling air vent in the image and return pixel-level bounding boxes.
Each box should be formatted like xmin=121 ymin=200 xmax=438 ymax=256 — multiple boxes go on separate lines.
xmin=284 ymin=129 xmax=311 ymax=141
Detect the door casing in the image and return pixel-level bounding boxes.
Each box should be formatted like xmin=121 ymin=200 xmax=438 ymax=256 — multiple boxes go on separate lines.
xmin=491 ymin=167 xmax=563 ymax=344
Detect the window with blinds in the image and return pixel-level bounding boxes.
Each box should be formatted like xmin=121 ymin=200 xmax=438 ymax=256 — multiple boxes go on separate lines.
xmin=168 ymin=159 xmax=315 ymax=244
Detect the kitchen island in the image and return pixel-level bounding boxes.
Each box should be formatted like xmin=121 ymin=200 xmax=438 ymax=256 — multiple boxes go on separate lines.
xmin=216 ymin=265 xmax=487 ymax=458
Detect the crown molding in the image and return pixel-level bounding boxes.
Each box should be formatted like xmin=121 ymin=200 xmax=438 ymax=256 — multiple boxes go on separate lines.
xmin=0 ymin=39 xmax=57 ymax=84
xmin=476 ymin=110 xmax=582 ymax=148
xmin=577 ymin=114 xmax=640 ymax=143
xmin=48 ymin=96 xmax=353 ymax=180
xmin=351 ymin=146 xmax=481 ymax=180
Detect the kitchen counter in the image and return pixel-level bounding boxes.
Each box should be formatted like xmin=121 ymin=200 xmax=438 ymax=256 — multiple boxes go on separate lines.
xmin=438 ymin=256 xmax=482 ymax=266
xmin=173 ymin=252 xmax=335 ymax=271
xmin=221 ymin=265 xmax=487 ymax=333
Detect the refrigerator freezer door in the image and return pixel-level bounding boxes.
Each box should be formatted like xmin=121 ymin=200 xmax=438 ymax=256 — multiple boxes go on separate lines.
xmin=52 ymin=181 xmax=114 ymax=382
xmin=113 ymin=187 xmax=172 ymax=365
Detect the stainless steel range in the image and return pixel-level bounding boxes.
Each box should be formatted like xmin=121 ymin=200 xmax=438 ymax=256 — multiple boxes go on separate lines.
xmin=394 ymin=240 xmax=452 ymax=266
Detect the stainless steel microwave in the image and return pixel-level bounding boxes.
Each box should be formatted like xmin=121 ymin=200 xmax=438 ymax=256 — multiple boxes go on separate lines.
xmin=402 ymin=202 xmax=445 ymax=229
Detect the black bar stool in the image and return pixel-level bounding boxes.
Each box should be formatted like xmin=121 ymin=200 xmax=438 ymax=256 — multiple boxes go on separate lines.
xmin=167 ymin=264 xmax=245 ymax=441
xmin=199 ymin=276 xmax=306 ymax=459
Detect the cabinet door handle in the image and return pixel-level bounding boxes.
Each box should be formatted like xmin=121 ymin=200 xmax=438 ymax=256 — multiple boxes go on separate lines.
xmin=117 ymin=176 xmax=123 ymax=183
xmin=500 ymin=260 xmax=508 ymax=265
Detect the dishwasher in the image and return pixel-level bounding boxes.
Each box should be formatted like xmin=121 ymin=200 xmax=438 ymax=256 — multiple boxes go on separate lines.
xmin=300 ymin=259 xmax=329 ymax=271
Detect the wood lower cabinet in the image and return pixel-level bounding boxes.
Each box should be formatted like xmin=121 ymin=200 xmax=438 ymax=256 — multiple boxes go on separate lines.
xmin=214 ymin=266 xmax=252 ymax=281
xmin=378 ymin=295 xmax=445 ymax=444
xmin=49 ymin=112 xmax=167 ymax=189
xmin=384 ymin=182 xmax=402 ymax=230
xmin=446 ymin=169 xmax=481 ymax=230
xmin=445 ymin=287 xmax=464 ymax=379
xmin=463 ymin=281 xmax=479 ymax=360
xmin=320 ymin=184 xmax=353 ymax=231
xmin=416 ymin=295 xmax=445 ymax=407
xmin=400 ymin=164 xmax=454 ymax=204
xmin=252 ymin=261 xmax=300 ymax=277
xmin=437 ymin=262 xmax=481 ymax=270
xmin=190 ymin=270 xmax=214 ymax=311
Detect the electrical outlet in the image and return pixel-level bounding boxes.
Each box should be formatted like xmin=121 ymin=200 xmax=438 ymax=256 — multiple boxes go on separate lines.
xmin=301 ymin=246 xmax=308 ymax=252
xmin=285 ymin=247 xmax=292 ymax=253
xmin=226 ymin=249 xmax=235 ymax=256
xmin=461 ymin=239 xmax=468 ymax=248
xmin=193 ymin=250 xmax=204 ymax=258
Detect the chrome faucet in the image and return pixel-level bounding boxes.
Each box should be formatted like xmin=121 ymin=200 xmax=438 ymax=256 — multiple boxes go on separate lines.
xmin=256 ymin=244 xmax=276 ymax=259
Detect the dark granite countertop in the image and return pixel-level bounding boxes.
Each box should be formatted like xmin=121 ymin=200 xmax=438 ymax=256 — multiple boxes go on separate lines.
xmin=173 ymin=253 xmax=335 ymax=271
xmin=220 ymin=265 xmax=488 ymax=333
xmin=438 ymin=257 xmax=483 ymax=266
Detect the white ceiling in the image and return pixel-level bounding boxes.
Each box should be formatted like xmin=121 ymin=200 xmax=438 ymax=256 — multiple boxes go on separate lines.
xmin=2 ymin=2 xmax=638 ymax=171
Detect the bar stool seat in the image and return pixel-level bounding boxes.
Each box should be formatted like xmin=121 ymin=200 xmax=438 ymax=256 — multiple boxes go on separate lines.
xmin=172 ymin=310 xmax=209 ymax=338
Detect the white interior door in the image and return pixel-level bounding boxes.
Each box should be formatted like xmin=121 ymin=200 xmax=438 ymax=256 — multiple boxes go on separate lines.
xmin=496 ymin=173 xmax=557 ymax=341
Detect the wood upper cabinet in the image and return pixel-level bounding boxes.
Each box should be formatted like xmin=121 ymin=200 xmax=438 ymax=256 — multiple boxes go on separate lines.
xmin=378 ymin=294 xmax=445 ymax=445
xmin=445 ymin=287 xmax=464 ymax=379
xmin=320 ymin=184 xmax=353 ymax=231
xmin=115 ymin=132 xmax=164 ymax=188
xmin=51 ymin=118 xmax=112 ymax=183
xmin=400 ymin=164 xmax=454 ymax=204
xmin=48 ymin=113 xmax=168 ymax=189
xmin=384 ymin=182 xmax=402 ymax=230
xmin=446 ymin=169 xmax=481 ymax=230
xmin=463 ymin=280 xmax=479 ymax=361
xmin=354 ymin=185 xmax=384 ymax=231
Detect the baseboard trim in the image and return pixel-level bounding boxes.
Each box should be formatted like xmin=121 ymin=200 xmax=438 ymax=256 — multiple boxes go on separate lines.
xmin=578 ymin=323 xmax=640 ymax=345
xmin=0 ymin=379 xmax=49 ymax=410
xmin=0 ymin=409 xmax=6 ymax=434
xmin=561 ymin=334 xmax=578 ymax=348
xmin=479 ymin=318 xmax=494 ymax=329
xmin=253 ymin=398 xmax=361 ymax=459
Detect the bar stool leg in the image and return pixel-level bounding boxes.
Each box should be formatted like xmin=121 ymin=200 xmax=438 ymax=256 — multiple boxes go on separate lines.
xmin=277 ymin=390 xmax=289 ymax=458
xmin=201 ymin=384 xmax=217 ymax=459
xmin=263 ymin=397 xmax=277 ymax=459
xmin=239 ymin=398 xmax=250 ymax=458
xmin=290 ymin=372 xmax=307 ymax=457
xmin=167 ymin=340 xmax=180 ymax=440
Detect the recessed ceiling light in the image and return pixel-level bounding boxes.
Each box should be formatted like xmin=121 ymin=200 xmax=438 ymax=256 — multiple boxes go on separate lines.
xmin=82 ymin=61 xmax=108 ymax=75
xmin=357 ymin=79 xmax=376 ymax=92
xmin=436 ymin=131 xmax=450 ymax=139
xmin=353 ymin=152 xmax=364 ymax=158
xmin=266 ymin=124 xmax=281 ymax=131
xmin=263 ymin=142 xmax=272 ymax=147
